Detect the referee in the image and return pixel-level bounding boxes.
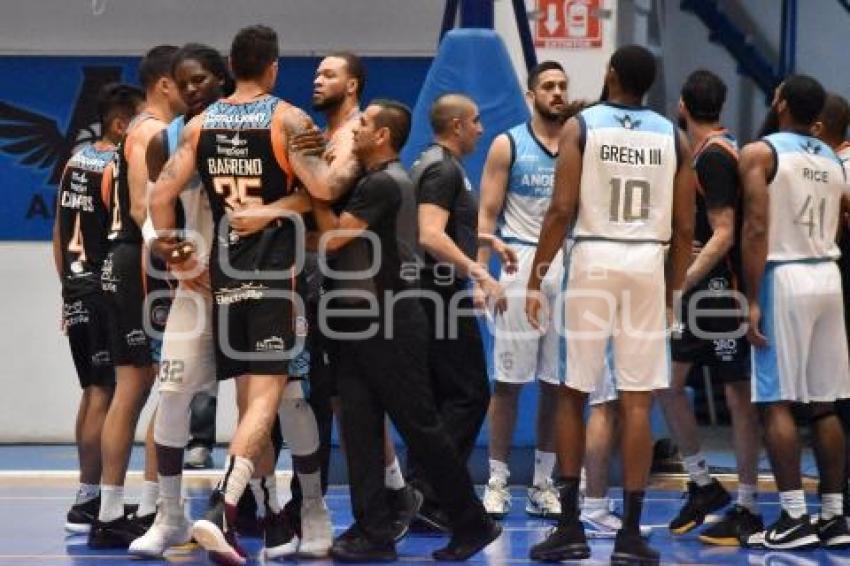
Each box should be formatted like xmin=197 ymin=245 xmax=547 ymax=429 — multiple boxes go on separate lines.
xmin=307 ymin=99 xmax=500 ymax=562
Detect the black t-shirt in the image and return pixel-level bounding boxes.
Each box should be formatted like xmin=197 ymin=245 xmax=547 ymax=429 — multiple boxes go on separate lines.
xmin=411 ymin=144 xmax=478 ymax=287
xmin=694 ymin=143 xmax=741 ymax=279
xmin=328 ymin=161 xmax=416 ymax=303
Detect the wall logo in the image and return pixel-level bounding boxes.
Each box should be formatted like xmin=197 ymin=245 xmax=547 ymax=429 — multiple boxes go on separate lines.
xmin=0 ymin=66 xmax=123 ymax=220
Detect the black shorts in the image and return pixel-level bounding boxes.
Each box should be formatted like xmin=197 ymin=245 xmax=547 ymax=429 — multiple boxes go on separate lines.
xmin=212 ymin=280 xmax=303 ymax=381
xmin=670 ymin=270 xmax=750 ymax=381
xmin=64 ymin=293 xmax=115 ymax=388
xmin=101 ymin=241 xmax=152 ymax=367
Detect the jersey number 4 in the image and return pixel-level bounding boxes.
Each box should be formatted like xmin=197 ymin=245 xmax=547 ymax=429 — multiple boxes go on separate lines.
xmin=793 ymin=195 xmax=826 ymax=240
xmin=68 ymin=212 xmax=87 ymax=261
xmin=609 ymin=177 xmax=650 ymax=223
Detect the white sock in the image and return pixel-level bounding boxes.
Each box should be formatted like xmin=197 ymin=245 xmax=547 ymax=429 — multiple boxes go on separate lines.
xmin=736 ymin=483 xmax=758 ymax=514
xmin=298 ymin=470 xmax=323 ymax=500
xmin=98 ymin=485 xmax=124 ymax=522
xmin=583 ymin=496 xmax=610 ymax=515
xmin=158 ymin=475 xmax=184 ymax=521
xmin=821 ymin=492 xmax=843 ymax=520
xmin=249 ymin=474 xmax=281 ymax=517
xmin=137 ymin=480 xmax=159 ymax=517
xmin=384 ymin=457 xmax=405 ymax=490
xmin=489 ymin=459 xmax=509 ymax=485
xmin=682 ymin=452 xmax=712 ymax=487
xmin=222 ymin=455 xmax=254 ymax=507
xmin=779 ymin=490 xmax=807 ymax=519
xmin=75 ymin=483 xmax=100 ymax=505
xmin=580 ymin=467 xmax=587 ymax=493
xmin=533 ymin=450 xmax=556 ymax=487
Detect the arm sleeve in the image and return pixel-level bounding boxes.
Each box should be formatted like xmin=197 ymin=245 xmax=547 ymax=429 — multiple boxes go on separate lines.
xmin=344 ymin=173 xmax=400 ymax=227
xmin=416 ymin=161 xmax=461 ymax=210
xmin=696 ymin=148 xmax=739 ymax=210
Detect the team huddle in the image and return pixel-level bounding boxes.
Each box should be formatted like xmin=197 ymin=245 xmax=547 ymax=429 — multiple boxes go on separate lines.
xmin=53 ymin=22 xmax=850 ymax=566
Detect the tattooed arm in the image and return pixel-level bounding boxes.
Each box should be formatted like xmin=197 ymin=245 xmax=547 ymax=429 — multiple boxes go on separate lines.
xmin=281 ymin=106 xmax=361 ymax=201
xmin=150 ymin=116 xmax=200 ymax=240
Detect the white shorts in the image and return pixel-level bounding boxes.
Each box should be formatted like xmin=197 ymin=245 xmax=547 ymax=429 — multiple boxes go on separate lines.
xmin=752 ymin=261 xmax=850 ymax=403
xmin=493 ymin=244 xmax=564 ymax=385
xmin=561 ymin=241 xmax=670 ymax=394
xmin=158 ymin=288 xmax=216 ymax=395
xmin=588 ymin=343 xmax=618 ymax=406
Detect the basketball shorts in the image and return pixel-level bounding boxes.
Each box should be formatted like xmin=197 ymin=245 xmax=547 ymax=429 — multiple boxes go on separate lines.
xmin=671 ymin=267 xmax=750 ymax=381
xmin=64 ymin=292 xmax=115 ymax=388
xmin=493 ymin=244 xmax=564 ymax=385
xmin=752 ymin=260 xmax=850 ymax=403
xmin=101 ymin=241 xmax=152 ymax=367
xmin=158 ymin=288 xmax=216 ymax=395
xmin=560 ymin=241 xmax=670 ymax=394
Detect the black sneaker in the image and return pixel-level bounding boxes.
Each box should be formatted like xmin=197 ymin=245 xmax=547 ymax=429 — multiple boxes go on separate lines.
xmin=263 ymin=510 xmax=299 ymax=560
xmin=698 ymin=504 xmax=764 ymax=547
xmin=66 ymin=497 xmax=100 ymax=534
xmin=669 ymin=479 xmax=731 ymax=535
xmin=529 ymin=519 xmax=590 ymax=561
xmin=432 ymin=517 xmax=502 ymax=561
xmin=763 ymin=511 xmax=820 ymax=550
xmin=387 ymin=485 xmax=423 ymax=542
xmin=611 ymin=530 xmax=660 ymax=565
xmin=131 ymin=510 xmax=156 ymax=532
xmin=818 ymin=515 xmax=850 ymax=549
xmin=412 ymin=500 xmax=450 ymax=534
xmin=330 ymin=526 xmax=396 ymax=563
xmin=87 ymin=513 xmax=151 ymax=549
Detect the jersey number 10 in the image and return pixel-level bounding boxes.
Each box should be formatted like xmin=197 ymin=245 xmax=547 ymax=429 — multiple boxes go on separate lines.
xmin=609 ymin=177 xmax=650 ymax=223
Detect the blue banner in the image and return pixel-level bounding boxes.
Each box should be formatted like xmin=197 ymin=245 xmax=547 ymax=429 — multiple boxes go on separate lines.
xmin=0 ymin=55 xmax=431 ymax=240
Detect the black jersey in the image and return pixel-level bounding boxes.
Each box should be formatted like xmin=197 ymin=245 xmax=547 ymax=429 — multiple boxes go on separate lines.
xmin=57 ymin=142 xmax=115 ymax=299
xmin=107 ymin=113 xmax=160 ymax=243
xmin=692 ymin=130 xmax=742 ymax=281
xmin=196 ymin=96 xmax=297 ymax=273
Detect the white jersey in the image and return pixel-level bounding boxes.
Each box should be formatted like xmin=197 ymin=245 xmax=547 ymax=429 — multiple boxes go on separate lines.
xmin=164 ymin=116 xmax=214 ymax=264
xmin=498 ymin=122 xmax=557 ymax=245
xmin=572 ymin=103 xmax=679 ymax=243
xmin=838 ymin=141 xmax=850 ymax=171
xmin=762 ymin=132 xmax=848 ymax=262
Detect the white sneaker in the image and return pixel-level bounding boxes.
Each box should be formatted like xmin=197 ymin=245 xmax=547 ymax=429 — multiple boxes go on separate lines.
xmin=580 ymin=507 xmax=652 ymax=539
xmin=526 ymin=480 xmax=561 ymax=518
xmin=298 ymin=498 xmax=332 ymax=558
xmin=128 ymin=510 xmax=192 ymax=558
xmin=482 ymin=478 xmax=511 ymax=519
xmin=184 ymin=445 xmax=213 ymax=469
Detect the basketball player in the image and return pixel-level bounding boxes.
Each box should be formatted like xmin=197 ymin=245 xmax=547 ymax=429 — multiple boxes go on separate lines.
xmin=88 ymin=45 xmax=185 ymax=549
xmin=658 ymin=69 xmax=763 ymax=546
xmin=148 ymin=25 xmax=347 ymax=565
xmin=526 ymin=45 xmax=695 ymax=564
xmin=812 ymin=93 xmax=850 ymax=515
xmin=740 ymin=75 xmax=850 ymax=550
xmin=477 ymin=61 xmax=567 ymax=520
xmin=128 ymin=43 xmax=229 ymax=558
xmin=56 ymin=83 xmax=144 ymax=534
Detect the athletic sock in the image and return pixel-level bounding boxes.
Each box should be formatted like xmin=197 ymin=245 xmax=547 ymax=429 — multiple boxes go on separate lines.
xmin=622 ymin=490 xmax=645 ymax=536
xmin=98 ymin=485 xmax=124 ymax=522
xmin=736 ymin=483 xmax=758 ymax=514
xmin=582 ymin=496 xmax=610 ymax=514
xmin=489 ymin=459 xmax=509 ymax=486
xmin=137 ymin=480 xmax=159 ymax=517
xmin=158 ymin=474 xmax=183 ymax=521
xmin=682 ymin=452 xmax=712 ymax=487
xmin=556 ymin=477 xmax=580 ymax=523
xmin=533 ymin=450 xmax=556 ymax=488
xmin=384 ymin=457 xmax=405 ymax=490
xmin=249 ymin=474 xmax=281 ymax=517
xmin=821 ymin=492 xmax=843 ymax=521
xmin=779 ymin=490 xmax=807 ymax=519
xmin=75 ymin=483 xmax=100 ymax=505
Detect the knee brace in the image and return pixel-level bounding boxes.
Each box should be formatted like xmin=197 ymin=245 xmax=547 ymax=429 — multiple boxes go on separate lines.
xmin=154 ymin=389 xmax=193 ymax=448
xmin=278 ymin=381 xmax=320 ymax=472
